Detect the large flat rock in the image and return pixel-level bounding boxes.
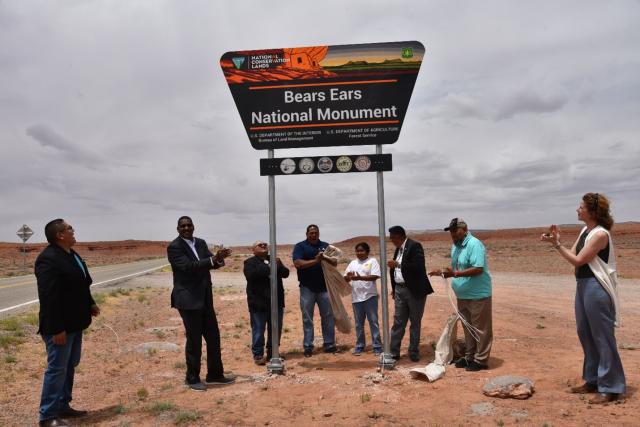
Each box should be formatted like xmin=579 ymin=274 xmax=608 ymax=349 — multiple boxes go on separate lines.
xmin=483 ymin=375 xmax=535 ymax=399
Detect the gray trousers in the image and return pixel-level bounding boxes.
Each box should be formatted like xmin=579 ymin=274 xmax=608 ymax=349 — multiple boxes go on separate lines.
xmin=457 ymin=296 xmax=493 ymax=364
xmin=390 ymin=285 xmax=426 ymax=356
xmin=575 ymin=277 xmax=626 ymax=394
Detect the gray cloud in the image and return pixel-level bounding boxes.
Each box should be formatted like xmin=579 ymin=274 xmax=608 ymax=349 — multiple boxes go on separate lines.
xmin=1 ymin=0 xmax=639 ymax=245
xmin=25 ymin=124 xmax=107 ymax=170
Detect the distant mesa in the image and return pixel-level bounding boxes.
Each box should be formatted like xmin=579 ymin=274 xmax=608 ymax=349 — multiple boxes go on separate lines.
xmin=325 ymin=58 xmax=421 ymax=71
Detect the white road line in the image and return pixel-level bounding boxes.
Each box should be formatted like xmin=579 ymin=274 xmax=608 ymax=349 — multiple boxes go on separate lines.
xmin=0 ymin=264 xmax=169 ymax=315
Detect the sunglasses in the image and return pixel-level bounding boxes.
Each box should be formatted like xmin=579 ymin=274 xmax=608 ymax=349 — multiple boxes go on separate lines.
xmin=255 ymin=243 xmax=268 ymax=248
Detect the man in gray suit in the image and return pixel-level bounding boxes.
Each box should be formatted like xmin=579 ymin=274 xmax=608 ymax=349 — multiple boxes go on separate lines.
xmin=387 ymin=225 xmax=433 ymax=362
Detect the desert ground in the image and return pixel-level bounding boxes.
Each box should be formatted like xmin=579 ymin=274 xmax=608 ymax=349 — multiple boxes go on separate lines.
xmin=1 ymin=224 xmax=639 ymax=426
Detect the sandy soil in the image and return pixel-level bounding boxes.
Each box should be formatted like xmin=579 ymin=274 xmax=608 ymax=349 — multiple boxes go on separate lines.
xmin=1 ymin=264 xmax=639 ymax=426
xmin=1 ymin=224 xmax=639 ymax=425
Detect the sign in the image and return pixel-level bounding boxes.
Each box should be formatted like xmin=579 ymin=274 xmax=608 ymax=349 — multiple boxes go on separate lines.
xmin=16 ymin=224 xmax=34 ymax=243
xmin=260 ymin=154 xmax=391 ymax=176
xmin=221 ymin=41 xmax=424 ymax=150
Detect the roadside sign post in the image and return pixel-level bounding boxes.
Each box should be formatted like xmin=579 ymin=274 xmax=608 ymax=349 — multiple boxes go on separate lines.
xmin=221 ymin=41 xmax=424 ymax=373
xmin=16 ymin=224 xmax=34 ymax=270
xmin=375 ymin=145 xmax=395 ymax=369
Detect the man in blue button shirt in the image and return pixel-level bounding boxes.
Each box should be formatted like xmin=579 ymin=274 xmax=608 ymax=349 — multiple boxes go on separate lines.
xmin=292 ymin=224 xmax=337 ymax=357
xmin=429 ymin=218 xmax=493 ymax=372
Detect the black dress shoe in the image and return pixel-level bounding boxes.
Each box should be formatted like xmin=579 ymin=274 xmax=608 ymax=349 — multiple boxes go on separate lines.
xmin=39 ymin=418 xmax=70 ymax=427
xmin=465 ymin=360 xmax=489 ymax=371
xmin=59 ymin=406 xmax=88 ymax=417
xmin=205 ymin=376 xmax=236 ymax=386
xmin=454 ymin=357 xmax=469 ymax=368
xmin=409 ymin=353 xmax=420 ymax=362
xmin=324 ymin=346 xmax=338 ymax=354
xmin=391 ymin=353 xmax=400 ymax=360
xmin=304 ymin=348 xmax=313 ymax=358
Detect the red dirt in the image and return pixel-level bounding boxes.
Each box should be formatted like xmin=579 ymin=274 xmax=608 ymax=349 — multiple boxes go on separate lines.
xmin=1 ymin=224 xmax=639 ymax=425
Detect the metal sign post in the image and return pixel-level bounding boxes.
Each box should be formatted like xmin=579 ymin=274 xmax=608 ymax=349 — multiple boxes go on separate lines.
xmin=376 ymin=146 xmax=395 ymax=369
xmin=267 ymin=149 xmax=285 ymax=374
xmin=16 ymin=224 xmax=34 ymax=270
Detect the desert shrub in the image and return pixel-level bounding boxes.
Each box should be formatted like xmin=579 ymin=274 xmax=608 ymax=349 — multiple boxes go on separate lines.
xmin=136 ymin=388 xmax=149 ymax=400
xmin=147 ymin=401 xmax=176 ymax=415
xmin=92 ymin=293 xmax=107 ymax=305
xmin=174 ymin=410 xmax=200 ymax=424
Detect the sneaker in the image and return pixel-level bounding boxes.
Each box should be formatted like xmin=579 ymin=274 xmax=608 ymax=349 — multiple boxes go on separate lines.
xmin=186 ymin=382 xmax=206 ymax=391
xmin=204 ymin=376 xmax=236 ymax=386
xmin=373 ymin=349 xmax=382 ymax=355
xmin=465 ymin=360 xmax=489 ymax=371
xmin=324 ymin=346 xmax=338 ymax=354
xmin=304 ymin=348 xmax=313 ymax=358
xmin=254 ymin=355 xmax=266 ymax=365
xmin=454 ymin=357 xmax=469 ymax=368
xmin=352 ymin=349 xmax=363 ymax=356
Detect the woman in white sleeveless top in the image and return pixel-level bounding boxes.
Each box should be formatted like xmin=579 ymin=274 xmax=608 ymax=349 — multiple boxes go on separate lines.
xmin=541 ymin=192 xmax=625 ymax=404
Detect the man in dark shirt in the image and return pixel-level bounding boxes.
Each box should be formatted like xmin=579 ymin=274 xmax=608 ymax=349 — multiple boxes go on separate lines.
xmin=35 ymin=219 xmax=100 ymax=427
xmin=243 ymin=240 xmax=289 ymax=364
xmin=292 ymin=225 xmax=337 ymax=357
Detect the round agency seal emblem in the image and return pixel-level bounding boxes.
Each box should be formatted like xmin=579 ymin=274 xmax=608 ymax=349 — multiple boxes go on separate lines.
xmin=280 ymin=158 xmax=296 ymax=174
xmin=298 ymin=157 xmax=315 ymax=174
xmin=335 ymin=156 xmax=353 ymax=172
xmin=317 ymin=157 xmax=333 ymax=173
xmin=354 ymin=155 xmax=372 ymax=172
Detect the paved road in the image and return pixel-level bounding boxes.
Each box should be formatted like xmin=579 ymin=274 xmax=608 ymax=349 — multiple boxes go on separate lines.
xmin=0 ymin=258 xmax=169 ymax=317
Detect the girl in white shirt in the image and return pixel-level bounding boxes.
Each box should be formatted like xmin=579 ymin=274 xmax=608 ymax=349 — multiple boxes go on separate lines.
xmin=344 ymin=242 xmax=382 ymax=355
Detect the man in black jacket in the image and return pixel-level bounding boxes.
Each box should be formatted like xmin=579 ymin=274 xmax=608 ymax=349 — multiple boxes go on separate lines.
xmin=243 ymin=240 xmax=289 ymax=365
xmin=387 ymin=225 xmax=433 ymax=362
xmin=35 ymin=219 xmax=100 ymax=427
xmin=167 ymin=216 xmax=235 ymax=391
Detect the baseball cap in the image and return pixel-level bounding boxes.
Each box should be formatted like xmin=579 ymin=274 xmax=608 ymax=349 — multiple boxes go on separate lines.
xmin=444 ymin=218 xmax=467 ymax=231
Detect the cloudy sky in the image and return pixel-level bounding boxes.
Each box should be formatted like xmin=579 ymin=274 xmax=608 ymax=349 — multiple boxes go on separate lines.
xmin=1 ymin=1 xmax=639 ymax=246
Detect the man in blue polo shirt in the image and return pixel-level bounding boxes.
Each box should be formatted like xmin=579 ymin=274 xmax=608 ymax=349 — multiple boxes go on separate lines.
xmin=429 ymin=218 xmax=493 ymax=371
xmin=292 ymin=224 xmax=337 ymax=357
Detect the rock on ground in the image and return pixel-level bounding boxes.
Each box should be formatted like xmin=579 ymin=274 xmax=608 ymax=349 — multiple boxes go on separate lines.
xmin=134 ymin=342 xmax=180 ymax=352
xmin=483 ymin=375 xmax=534 ymax=399
xmin=469 ymin=402 xmax=495 ymax=416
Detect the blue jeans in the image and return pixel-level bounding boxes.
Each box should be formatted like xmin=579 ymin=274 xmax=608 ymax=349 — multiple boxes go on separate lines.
xmin=352 ymin=296 xmax=382 ymax=352
xmin=250 ymin=308 xmax=284 ymax=358
xmin=39 ymin=331 xmax=82 ymax=421
xmin=299 ymin=286 xmax=335 ymax=350
xmin=575 ymin=277 xmax=626 ymax=394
